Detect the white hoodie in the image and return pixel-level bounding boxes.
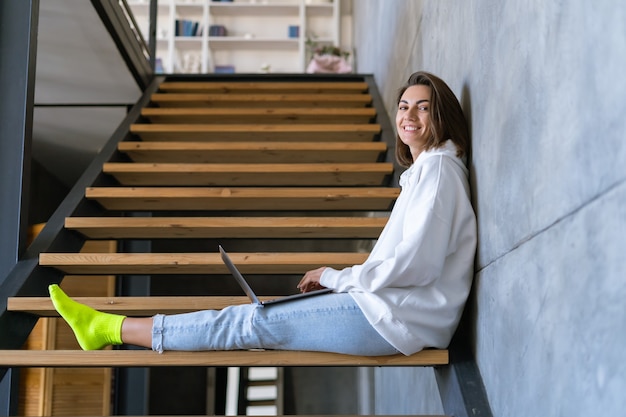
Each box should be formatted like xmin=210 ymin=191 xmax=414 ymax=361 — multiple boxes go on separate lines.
xmin=320 ymin=140 xmax=477 ymax=355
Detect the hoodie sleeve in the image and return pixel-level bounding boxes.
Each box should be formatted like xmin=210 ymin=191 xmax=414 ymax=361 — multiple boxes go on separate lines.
xmin=320 ymin=155 xmax=458 ymax=293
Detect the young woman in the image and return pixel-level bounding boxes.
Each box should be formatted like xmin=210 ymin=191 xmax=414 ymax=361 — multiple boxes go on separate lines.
xmin=50 ymin=71 xmax=477 ymax=356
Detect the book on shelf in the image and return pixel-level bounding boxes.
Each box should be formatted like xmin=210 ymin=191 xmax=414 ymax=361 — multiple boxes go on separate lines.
xmin=209 ymin=25 xmax=227 ymax=36
xmin=155 ymin=58 xmax=164 ymax=73
xmin=214 ymin=65 xmax=235 ymax=73
xmin=175 ymin=19 xmax=202 ymax=37
xmin=288 ymin=25 xmax=300 ymax=38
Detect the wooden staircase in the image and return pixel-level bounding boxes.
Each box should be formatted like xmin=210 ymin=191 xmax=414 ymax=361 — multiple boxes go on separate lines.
xmin=3 ymin=77 xmax=448 ymax=414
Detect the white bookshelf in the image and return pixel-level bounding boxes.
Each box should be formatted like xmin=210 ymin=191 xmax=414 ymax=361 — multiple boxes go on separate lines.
xmin=127 ymin=0 xmax=342 ymax=74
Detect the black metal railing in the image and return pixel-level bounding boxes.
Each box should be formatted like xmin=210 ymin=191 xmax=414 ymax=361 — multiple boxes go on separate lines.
xmin=91 ymin=0 xmax=155 ymax=89
xmin=118 ymin=0 xmax=151 ymax=62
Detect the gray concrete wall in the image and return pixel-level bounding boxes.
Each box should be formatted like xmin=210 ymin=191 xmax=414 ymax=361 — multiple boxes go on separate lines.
xmin=352 ymin=1 xmax=626 ymax=416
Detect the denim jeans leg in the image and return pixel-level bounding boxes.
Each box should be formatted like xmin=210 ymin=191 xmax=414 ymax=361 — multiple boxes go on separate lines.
xmin=151 ymin=293 xmax=399 ymax=356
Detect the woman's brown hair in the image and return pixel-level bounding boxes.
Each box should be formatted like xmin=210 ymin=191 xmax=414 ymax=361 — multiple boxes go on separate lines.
xmin=395 ymin=71 xmax=470 ymax=167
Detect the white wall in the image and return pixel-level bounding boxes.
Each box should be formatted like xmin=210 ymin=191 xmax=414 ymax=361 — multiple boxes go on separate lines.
xmin=352 ymin=1 xmax=626 ymax=416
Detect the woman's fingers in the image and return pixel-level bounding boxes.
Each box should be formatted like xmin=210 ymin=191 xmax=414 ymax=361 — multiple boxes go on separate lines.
xmin=298 ymin=267 xmax=328 ymax=292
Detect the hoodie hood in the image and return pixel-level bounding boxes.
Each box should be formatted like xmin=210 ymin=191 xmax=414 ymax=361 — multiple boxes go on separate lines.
xmin=400 ymin=140 xmax=467 ymax=187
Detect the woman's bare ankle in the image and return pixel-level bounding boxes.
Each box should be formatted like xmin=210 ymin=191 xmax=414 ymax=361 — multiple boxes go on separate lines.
xmin=120 ymin=317 xmax=154 ymax=348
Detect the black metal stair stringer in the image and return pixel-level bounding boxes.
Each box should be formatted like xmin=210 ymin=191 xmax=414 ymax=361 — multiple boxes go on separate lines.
xmin=0 ymin=76 xmax=164 ymax=362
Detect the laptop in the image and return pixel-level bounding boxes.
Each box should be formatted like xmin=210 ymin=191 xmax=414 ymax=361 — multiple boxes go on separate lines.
xmin=219 ymin=245 xmax=333 ymax=307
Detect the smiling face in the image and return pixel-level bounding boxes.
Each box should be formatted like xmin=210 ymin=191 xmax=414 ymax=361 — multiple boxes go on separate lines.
xmin=396 ymin=84 xmax=432 ymax=161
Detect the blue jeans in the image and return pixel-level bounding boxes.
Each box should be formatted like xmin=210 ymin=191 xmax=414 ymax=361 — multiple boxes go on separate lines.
xmin=152 ymin=293 xmax=399 ymax=356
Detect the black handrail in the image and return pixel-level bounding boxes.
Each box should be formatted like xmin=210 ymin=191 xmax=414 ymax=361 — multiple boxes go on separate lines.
xmin=118 ymin=0 xmax=151 ymax=61
xmin=91 ymin=0 xmax=154 ymax=89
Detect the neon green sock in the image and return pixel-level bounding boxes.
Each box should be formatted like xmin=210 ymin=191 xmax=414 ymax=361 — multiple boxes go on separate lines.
xmin=49 ymin=284 xmax=126 ymax=350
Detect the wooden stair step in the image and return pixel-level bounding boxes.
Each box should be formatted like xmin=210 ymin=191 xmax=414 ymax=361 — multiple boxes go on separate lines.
xmin=103 ymin=163 xmax=393 ymax=186
xmin=0 ymin=349 xmax=448 ymax=367
xmin=140 ymin=107 xmax=377 ymax=124
xmin=130 ymin=123 xmax=380 ymax=142
xmin=157 ymin=81 xmax=369 ymax=94
xmin=118 ymin=141 xmax=387 ymax=163
xmin=65 ymin=216 xmax=388 ymax=239
xmin=9 ymin=296 xmax=301 ymax=315
xmin=38 ymin=252 xmax=370 ymax=275
xmin=149 ymin=93 xmax=372 ymax=108
xmin=85 ymin=187 xmax=400 ymax=211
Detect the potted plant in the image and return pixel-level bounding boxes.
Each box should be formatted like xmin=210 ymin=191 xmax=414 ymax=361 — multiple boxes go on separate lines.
xmin=305 ymin=38 xmax=352 ymax=74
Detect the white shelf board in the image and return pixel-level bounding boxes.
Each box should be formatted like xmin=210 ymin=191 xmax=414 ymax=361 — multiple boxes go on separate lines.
xmin=305 ymin=4 xmax=334 ymax=16
xmin=175 ymin=3 xmax=205 ymax=14
xmin=126 ymin=0 xmax=171 ymax=7
xmin=208 ymin=4 xmax=300 ymax=16
xmin=208 ymin=37 xmax=299 ymax=50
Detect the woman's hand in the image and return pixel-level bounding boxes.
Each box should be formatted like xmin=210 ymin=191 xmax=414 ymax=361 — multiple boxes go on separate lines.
xmin=297 ymin=267 xmax=328 ymax=293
